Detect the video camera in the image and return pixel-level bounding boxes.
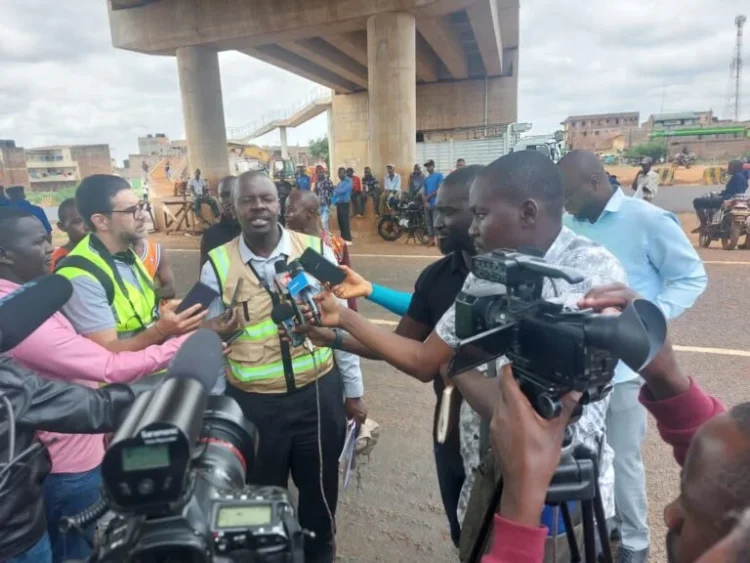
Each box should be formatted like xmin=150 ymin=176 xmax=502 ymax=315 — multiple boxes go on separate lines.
xmin=449 ymin=250 xmax=666 ymax=419
xmin=78 ymin=331 xmax=306 ymax=563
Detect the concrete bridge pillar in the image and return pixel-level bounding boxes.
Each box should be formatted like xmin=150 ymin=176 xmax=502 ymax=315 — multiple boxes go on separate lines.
xmin=176 ymin=45 xmax=230 ymax=193
xmin=279 ymin=126 xmax=289 ymax=160
xmin=367 ymin=13 xmax=417 ymax=186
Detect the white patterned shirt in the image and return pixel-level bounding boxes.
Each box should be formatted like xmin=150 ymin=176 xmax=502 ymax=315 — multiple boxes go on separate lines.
xmin=436 ymin=226 xmax=627 ymax=524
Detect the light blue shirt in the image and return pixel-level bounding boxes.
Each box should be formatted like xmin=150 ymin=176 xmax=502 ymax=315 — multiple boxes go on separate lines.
xmin=564 ymin=188 xmax=707 ymax=384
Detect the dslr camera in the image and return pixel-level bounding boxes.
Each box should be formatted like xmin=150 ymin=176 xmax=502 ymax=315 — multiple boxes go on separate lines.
xmin=450 ymin=250 xmax=665 ymax=419
xmin=87 ymin=378 xmax=305 ymax=563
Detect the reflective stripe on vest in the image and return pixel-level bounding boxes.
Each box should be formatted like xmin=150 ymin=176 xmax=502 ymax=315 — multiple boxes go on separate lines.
xmin=228 ymin=347 xmax=333 ymax=382
xmin=56 ymin=234 xmax=157 ymax=336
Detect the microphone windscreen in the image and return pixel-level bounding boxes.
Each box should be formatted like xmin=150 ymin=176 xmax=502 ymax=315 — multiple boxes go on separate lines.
xmin=166 ymin=329 xmax=224 ymax=393
xmin=271 ymin=303 xmax=295 ymax=324
xmin=274 ymin=261 xmax=289 ymax=274
xmin=0 ymin=275 xmax=73 ymax=353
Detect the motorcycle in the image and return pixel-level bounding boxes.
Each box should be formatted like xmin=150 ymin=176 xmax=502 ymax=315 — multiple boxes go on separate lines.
xmin=377 ymin=193 xmax=430 ymax=245
xmin=673 ymin=152 xmax=696 ymax=169
xmin=695 ymin=194 xmax=750 ymax=250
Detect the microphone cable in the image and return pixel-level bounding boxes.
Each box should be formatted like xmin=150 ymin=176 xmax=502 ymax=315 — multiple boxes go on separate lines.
xmin=303 ymin=338 xmax=335 ymax=542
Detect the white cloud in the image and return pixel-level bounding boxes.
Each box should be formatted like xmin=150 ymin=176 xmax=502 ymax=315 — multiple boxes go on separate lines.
xmin=1 ymin=0 xmax=749 ymax=161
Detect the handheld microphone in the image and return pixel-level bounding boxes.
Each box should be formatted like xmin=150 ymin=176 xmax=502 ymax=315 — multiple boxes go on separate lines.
xmin=271 ymin=303 xmax=306 ymax=347
xmin=0 ymin=275 xmax=73 ymax=353
xmin=274 ymin=260 xmax=305 ymax=324
xmin=287 ymin=260 xmax=322 ymax=324
xmin=273 ymin=261 xmax=292 ymax=296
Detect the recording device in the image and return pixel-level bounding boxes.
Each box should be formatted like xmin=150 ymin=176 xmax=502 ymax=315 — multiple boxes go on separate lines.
xmin=298 ymin=248 xmax=347 ymax=286
xmin=0 ymin=275 xmax=73 ymax=352
xmin=175 ymin=281 xmax=219 ymax=314
xmin=449 ymin=250 xmax=666 ymax=419
xmin=271 ymin=303 xmax=306 ymax=348
xmin=287 ymin=260 xmax=321 ymax=325
xmin=85 ymin=330 xmax=304 ymax=563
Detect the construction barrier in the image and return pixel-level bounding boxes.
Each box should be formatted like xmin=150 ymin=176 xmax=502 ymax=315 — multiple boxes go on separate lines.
xmin=655 ymin=167 xmax=674 ymax=185
xmin=702 ymin=167 xmax=727 ymax=185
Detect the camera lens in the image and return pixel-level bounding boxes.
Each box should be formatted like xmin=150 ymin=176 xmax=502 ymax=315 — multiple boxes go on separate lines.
xmin=195 ymin=395 xmax=258 ymax=489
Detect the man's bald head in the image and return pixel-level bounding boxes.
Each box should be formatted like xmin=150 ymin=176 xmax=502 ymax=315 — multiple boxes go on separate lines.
xmin=558 ymin=150 xmax=615 ymax=221
xmin=285 ymin=189 xmax=321 ymax=233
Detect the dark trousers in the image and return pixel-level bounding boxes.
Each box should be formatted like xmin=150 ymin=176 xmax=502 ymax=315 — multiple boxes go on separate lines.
xmin=42 ymin=465 xmax=101 ymax=563
xmin=194 ymin=195 xmax=219 ymax=219
xmin=336 ymin=202 xmax=352 ymax=241
xmin=351 ymin=192 xmax=365 ymax=216
xmin=368 ymin=191 xmax=381 ymax=216
xmin=226 ymin=369 xmax=347 ymax=563
xmin=434 ymin=440 xmax=466 ymax=547
xmin=279 ymin=195 xmax=288 ymax=227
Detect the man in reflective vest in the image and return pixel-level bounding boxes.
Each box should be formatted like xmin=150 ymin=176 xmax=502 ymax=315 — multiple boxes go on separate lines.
xmin=57 ymin=174 xmax=206 ymax=349
xmin=200 ymin=171 xmax=364 ymax=563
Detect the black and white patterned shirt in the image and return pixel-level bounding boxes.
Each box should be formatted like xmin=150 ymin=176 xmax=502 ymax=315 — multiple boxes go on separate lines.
xmin=436 ymin=226 xmax=627 ymax=524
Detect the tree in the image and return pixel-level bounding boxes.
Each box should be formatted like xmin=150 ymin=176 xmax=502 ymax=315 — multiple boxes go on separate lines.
xmin=624 ymin=140 xmax=668 ymax=162
xmin=309 ymin=136 xmax=329 ymax=169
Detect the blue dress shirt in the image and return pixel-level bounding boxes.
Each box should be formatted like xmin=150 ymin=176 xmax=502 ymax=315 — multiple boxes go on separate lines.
xmin=564 ymin=188 xmax=707 ymax=383
xmin=333 ymin=177 xmax=353 ymax=204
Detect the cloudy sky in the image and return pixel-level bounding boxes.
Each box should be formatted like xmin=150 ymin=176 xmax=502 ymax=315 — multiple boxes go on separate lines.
xmin=1 ymin=0 xmax=748 ymax=163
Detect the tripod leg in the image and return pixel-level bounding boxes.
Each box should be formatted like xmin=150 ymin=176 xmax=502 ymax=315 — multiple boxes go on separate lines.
xmin=593 ymin=488 xmax=613 ymax=563
xmin=560 ymin=503 xmax=581 ymax=563
xmin=581 ymin=501 xmax=597 ymax=563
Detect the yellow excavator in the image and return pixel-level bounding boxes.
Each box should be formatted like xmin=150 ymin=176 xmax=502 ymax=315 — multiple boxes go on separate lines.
xmin=231 ymin=144 xmax=296 ymax=193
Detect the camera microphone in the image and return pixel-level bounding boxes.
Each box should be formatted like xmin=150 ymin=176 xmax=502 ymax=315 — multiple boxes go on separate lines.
xmin=287 ymin=259 xmax=322 ymax=324
xmin=165 ymin=329 xmax=226 ymax=392
xmin=271 ymin=303 xmax=306 ymax=347
xmin=0 ymin=275 xmax=73 ymax=353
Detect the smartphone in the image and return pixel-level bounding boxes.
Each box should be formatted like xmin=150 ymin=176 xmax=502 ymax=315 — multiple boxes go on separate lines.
xmin=299 ymin=247 xmax=347 ymax=286
xmin=175 ymin=281 xmax=219 ymax=314
xmin=223 ymin=329 xmax=244 ymax=344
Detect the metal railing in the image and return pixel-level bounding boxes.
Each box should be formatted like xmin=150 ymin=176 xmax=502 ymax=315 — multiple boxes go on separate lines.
xmin=227 ymin=86 xmax=332 ymax=141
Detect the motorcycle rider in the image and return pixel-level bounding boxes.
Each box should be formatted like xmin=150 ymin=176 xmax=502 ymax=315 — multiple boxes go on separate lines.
xmin=692 ymin=160 xmax=749 ymax=225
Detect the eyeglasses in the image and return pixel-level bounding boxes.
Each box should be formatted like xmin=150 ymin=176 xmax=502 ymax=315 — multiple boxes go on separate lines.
xmin=107 ymin=202 xmax=148 ymax=218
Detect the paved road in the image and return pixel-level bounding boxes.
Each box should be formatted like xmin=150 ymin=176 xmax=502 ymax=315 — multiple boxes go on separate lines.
xmin=164 ymin=244 xmax=750 ymax=563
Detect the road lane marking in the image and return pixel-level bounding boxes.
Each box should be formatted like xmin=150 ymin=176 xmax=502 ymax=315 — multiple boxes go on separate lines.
xmin=672 ymin=345 xmax=750 ymax=357
xmin=368 ymin=318 xmax=750 ymax=358
xmin=703 ymin=260 xmax=750 ymax=265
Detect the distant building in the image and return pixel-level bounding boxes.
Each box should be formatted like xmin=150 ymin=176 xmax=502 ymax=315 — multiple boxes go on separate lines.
xmin=138 ymin=133 xmax=171 ymax=156
xmin=263 ymin=145 xmax=313 ymax=166
xmin=26 ymin=144 xmax=112 ymax=192
xmin=0 ymin=140 xmax=30 ymax=188
xmin=644 ymin=111 xmax=716 ymax=130
xmin=561 ymin=112 xmax=640 ymax=152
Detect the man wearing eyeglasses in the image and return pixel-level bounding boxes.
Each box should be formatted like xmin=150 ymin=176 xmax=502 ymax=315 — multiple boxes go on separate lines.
xmin=56 ymin=174 xmax=210 ymax=351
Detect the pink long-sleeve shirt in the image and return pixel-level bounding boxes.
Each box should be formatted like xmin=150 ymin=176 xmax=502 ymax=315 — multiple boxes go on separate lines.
xmin=482 ymin=378 xmax=726 ymax=563
xmin=1 ymin=279 xmax=189 ymax=474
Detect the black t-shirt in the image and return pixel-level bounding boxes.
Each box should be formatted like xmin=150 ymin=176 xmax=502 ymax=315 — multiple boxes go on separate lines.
xmin=200 ymin=218 xmax=242 ymax=264
xmin=406 ymin=251 xmax=469 ymax=444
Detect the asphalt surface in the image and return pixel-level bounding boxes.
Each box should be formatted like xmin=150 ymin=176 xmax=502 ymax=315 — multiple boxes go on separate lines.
xmin=163 ymin=235 xmax=750 ymax=563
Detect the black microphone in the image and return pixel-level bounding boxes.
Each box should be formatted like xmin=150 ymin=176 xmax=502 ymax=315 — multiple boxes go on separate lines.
xmin=166 ymin=329 xmax=225 ymax=392
xmin=271 ymin=303 xmax=305 ymax=347
xmin=287 ymin=260 xmax=322 ymax=324
xmin=0 ymin=275 xmax=73 ymax=353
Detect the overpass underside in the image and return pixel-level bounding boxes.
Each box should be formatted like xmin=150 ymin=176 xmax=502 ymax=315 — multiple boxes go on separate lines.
xmin=109 ymin=0 xmax=519 ymax=186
